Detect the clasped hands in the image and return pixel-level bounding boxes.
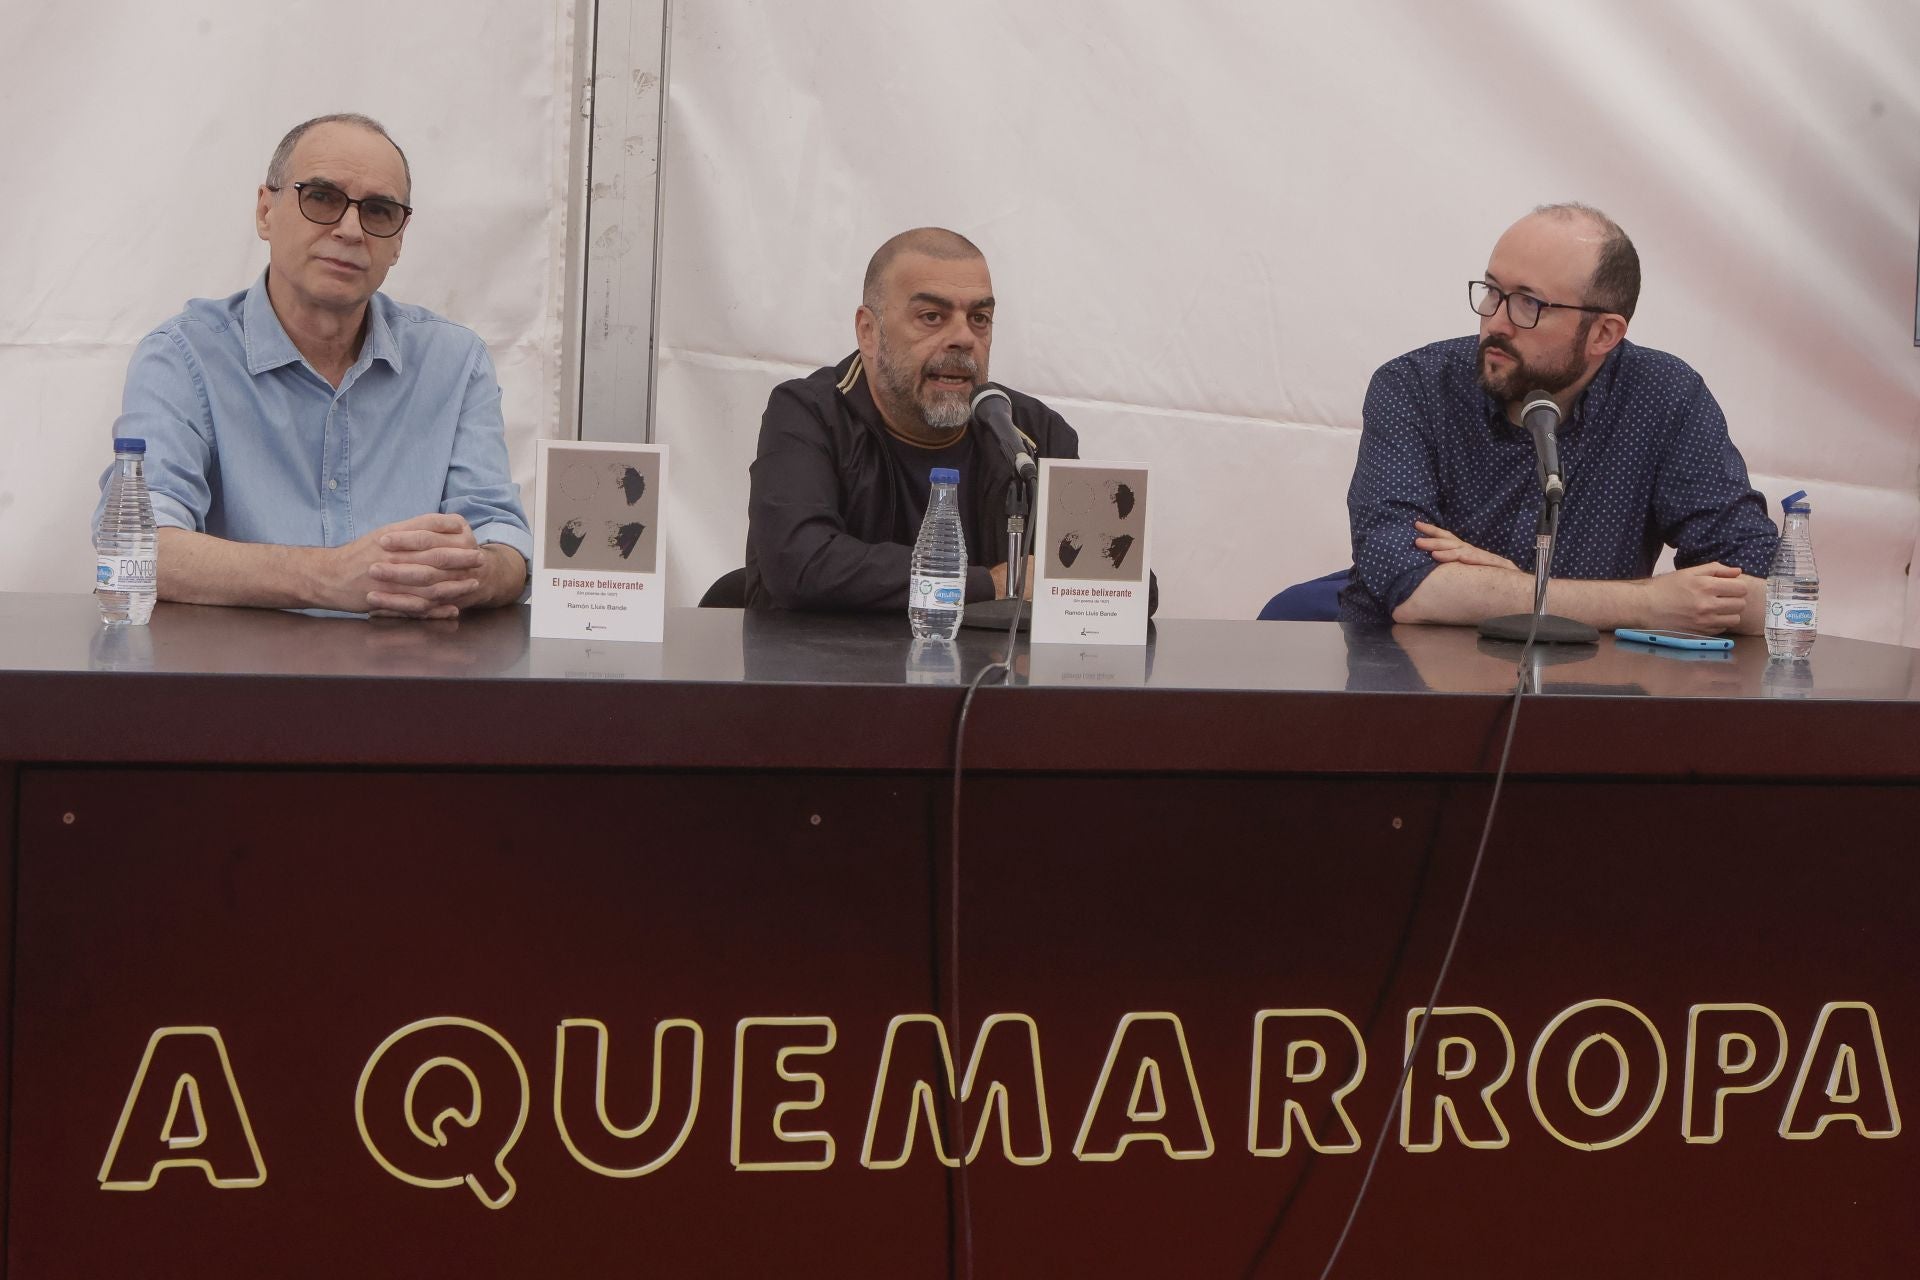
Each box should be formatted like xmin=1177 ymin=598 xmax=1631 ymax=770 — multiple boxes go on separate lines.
xmin=1414 ymin=520 xmax=1750 ymax=634
xmin=331 ymin=513 xmax=503 ymax=619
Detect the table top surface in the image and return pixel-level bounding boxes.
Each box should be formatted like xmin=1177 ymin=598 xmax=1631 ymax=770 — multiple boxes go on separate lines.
xmin=5 ymin=591 xmax=1918 ymax=703
xmin=5 ymin=592 xmax=1917 ymax=775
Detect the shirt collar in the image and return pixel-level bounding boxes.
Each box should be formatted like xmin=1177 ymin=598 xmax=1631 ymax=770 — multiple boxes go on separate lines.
xmin=1573 ymin=340 xmax=1628 ymax=425
xmin=242 ymin=269 xmax=404 ymax=377
xmin=361 ymin=292 xmax=402 ymax=373
xmin=242 ymin=270 xmax=305 ymax=375
xmin=838 ymin=352 xmax=887 ymax=435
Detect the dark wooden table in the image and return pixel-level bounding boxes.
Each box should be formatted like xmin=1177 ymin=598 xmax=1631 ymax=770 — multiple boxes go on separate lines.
xmin=3 ymin=592 xmax=1916 ymax=1277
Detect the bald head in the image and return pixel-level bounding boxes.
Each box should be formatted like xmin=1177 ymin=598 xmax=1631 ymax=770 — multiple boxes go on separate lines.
xmin=267 ymin=113 xmax=411 ymax=202
xmin=862 ymin=227 xmax=984 ymax=311
xmin=1525 ymin=202 xmax=1640 ymax=320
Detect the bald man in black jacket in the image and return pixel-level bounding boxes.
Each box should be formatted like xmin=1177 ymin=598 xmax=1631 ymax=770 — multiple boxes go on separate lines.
xmin=744 ymin=228 xmax=1078 ymax=611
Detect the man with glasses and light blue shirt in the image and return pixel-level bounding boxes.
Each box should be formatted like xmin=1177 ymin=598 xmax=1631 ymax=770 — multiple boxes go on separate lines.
xmin=94 ymin=113 xmax=531 ymax=619
xmin=1341 ymin=203 xmax=1777 ymax=634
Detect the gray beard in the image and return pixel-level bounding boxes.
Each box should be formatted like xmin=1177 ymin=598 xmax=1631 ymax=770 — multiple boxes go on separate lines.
xmin=873 ymin=330 xmax=977 ymax=435
xmin=921 ymin=391 xmax=972 ymax=431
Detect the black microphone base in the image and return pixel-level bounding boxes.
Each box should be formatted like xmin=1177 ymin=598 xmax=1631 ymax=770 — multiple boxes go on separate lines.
xmin=1478 ymin=613 xmax=1600 ymax=645
xmin=962 ymin=599 xmax=1030 ymax=632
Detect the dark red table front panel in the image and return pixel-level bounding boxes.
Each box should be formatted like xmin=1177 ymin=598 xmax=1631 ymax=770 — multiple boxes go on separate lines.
xmin=9 ymin=768 xmax=1915 ymax=1277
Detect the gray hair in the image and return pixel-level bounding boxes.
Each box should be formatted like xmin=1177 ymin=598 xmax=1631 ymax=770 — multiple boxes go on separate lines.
xmin=265 ymin=113 xmax=411 ymax=197
xmin=1533 ymin=201 xmax=1640 ymax=321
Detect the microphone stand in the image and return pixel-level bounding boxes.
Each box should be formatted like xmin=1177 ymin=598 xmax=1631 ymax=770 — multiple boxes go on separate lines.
xmin=1006 ymin=472 xmax=1030 ymax=600
xmin=1529 ymin=501 xmax=1554 ymax=617
xmin=1477 ymin=488 xmax=1599 ymax=646
xmin=961 ymin=471 xmax=1034 ymax=633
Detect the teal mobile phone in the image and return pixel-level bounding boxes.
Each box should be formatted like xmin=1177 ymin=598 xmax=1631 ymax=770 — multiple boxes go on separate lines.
xmin=1614 ymin=628 xmax=1735 ymax=651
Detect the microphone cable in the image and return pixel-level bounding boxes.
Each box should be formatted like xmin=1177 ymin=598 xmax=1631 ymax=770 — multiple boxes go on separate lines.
xmin=1309 ymin=502 xmax=1561 ymax=1280
xmin=937 ymin=506 xmax=1030 ymax=1280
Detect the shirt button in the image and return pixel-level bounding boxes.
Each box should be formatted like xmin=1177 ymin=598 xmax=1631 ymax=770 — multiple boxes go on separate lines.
xmin=328 ymin=479 xmax=339 ymax=491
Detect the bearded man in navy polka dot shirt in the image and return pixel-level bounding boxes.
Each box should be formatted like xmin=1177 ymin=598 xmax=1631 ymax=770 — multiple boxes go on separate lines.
xmin=1341 ymin=204 xmax=1777 ymax=634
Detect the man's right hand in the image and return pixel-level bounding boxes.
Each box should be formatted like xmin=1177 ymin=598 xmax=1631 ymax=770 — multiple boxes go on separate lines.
xmin=323 ymin=514 xmax=483 ymax=618
xmin=1642 ymin=562 xmax=1750 ymax=634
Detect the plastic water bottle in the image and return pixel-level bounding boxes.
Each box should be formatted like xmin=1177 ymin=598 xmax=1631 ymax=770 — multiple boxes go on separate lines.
xmin=908 ymin=466 xmax=967 ymax=640
xmin=95 ymin=437 xmax=158 ymax=626
xmin=1764 ymin=489 xmax=1817 ymax=661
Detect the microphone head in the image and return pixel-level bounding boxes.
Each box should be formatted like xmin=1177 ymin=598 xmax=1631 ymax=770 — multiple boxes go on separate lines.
xmin=970 ymin=384 xmax=1012 ymax=415
xmin=1520 ymin=391 xmax=1561 ymax=429
xmin=969 ymin=382 xmax=1036 ymax=483
xmin=1520 ymin=389 xmax=1564 ymax=503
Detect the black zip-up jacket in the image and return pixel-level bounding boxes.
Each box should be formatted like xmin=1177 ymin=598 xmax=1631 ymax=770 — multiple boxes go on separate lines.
xmin=745 ymin=352 xmax=1079 ymax=610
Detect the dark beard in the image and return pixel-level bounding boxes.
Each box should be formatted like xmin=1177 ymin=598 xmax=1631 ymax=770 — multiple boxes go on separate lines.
xmin=1476 ymin=322 xmax=1589 ymax=403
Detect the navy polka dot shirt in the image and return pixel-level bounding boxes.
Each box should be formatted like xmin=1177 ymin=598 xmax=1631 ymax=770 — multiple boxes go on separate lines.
xmin=1340 ymin=336 xmax=1779 ymax=624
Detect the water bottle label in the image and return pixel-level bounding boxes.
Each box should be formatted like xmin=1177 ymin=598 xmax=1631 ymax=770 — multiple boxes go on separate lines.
xmin=97 ymin=555 xmax=156 ymax=591
xmin=1766 ymin=598 xmax=1817 ymax=631
xmin=911 ymin=574 xmax=966 ymax=610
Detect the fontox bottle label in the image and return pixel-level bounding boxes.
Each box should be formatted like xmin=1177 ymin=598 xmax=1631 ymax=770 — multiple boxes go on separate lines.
xmin=911 ymin=574 xmax=966 ymax=611
xmin=96 ymin=555 xmax=157 ymax=591
xmin=1767 ymin=598 xmax=1817 ymax=631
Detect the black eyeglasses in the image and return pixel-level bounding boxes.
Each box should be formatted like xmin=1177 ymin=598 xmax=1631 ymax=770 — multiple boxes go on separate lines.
xmin=269 ymin=181 xmax=412 ymax=238
xmin=1468 ymin=280 xmax=1610 ymax=330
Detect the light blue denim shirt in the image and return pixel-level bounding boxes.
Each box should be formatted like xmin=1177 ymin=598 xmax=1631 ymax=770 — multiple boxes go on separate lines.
xmin=95 ymin=271 xmax=532 ymax=564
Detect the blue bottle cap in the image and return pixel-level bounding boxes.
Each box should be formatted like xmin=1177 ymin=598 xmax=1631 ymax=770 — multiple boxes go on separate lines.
xmin=113 ymin=438 xmax=147 ymax=454
xmin=1780 ymin=489 xmax=1809 ymax=514
xmin=929 ymin=467 xmax=960 ymax=485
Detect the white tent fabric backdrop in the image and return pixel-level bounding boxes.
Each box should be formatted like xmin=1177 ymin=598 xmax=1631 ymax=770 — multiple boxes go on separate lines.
xmin=652 ymin=0 xmax=1920 ymax=643
xmin=0 ymin=0 xmax=575 ymax=597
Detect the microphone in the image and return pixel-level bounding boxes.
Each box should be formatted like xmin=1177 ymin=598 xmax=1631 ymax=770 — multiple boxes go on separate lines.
xmin=970 ymin=384 xmax=1037 ymax=484
xmin=1520 ymin=391 xmax=1564 ymax=505
xmin=1476 ymin=385 xmax=1597 ymax=645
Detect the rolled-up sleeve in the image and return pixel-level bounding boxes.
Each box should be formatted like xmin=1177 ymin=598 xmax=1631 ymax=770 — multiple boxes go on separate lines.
xmin=95 ymin=330 xmax=216 ymax=535
xmin=441 ymin=341 xmax=533 ymax=563
xmin=1345 ymin=358 xmax=1444 ymax=621
xmin=1654 ymin=376 xmax=1778 ymax=577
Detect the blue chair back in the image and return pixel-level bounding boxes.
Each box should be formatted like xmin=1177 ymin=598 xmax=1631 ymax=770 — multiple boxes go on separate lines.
xmin=1258 ymin=569 xmax=1351 ymax=622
